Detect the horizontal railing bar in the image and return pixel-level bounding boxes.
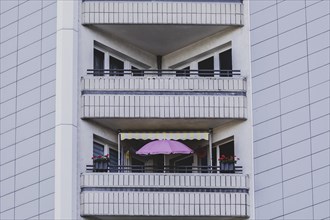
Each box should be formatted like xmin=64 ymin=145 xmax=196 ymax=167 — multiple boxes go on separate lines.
xmin=86 ymin=69 xmax=241 ymax=77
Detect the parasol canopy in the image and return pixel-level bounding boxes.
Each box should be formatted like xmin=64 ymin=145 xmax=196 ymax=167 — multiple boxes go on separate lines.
xmin=136 ymin=140 xmax=193 ymax=155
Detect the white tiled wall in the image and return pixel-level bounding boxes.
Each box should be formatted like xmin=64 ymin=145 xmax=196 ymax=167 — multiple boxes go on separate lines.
xmin=250 ymin=0 xmax=330 ymax=219
xmin=0 ymin=0 xmax=56 ymax=219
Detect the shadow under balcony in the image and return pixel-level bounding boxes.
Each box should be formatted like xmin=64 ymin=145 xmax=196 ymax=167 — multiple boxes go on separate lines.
xmin=81 ymin=69 xmax=247 ymax=130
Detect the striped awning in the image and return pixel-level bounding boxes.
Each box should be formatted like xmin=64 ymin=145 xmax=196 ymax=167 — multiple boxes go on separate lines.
xmin=120 ymin=132 xmax=209 ymax=141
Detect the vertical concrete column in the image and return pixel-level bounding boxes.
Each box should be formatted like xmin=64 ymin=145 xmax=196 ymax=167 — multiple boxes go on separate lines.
xmin=55 ymin=0 xmax=79 ymax=219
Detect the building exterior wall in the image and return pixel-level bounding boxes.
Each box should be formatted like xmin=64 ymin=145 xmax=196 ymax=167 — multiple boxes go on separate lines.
xmin=0 ymin=0 xmax=57 ymax=219
xmin=250 ymin=0 xmax=330 ymax=219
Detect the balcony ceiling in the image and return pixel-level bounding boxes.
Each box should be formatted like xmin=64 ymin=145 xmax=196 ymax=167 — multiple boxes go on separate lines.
xmin=92 ymin=24 xmax=231 ymax=55
xmin=89 ymin=118 xmax=241 ymax=132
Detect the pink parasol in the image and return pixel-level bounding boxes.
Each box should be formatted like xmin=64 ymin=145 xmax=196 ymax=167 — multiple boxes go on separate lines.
xmin=136 ymin=140 xmax=193 ymax=155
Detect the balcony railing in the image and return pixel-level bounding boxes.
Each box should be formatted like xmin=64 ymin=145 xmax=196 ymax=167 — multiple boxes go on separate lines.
xmin=80 ymin=172 xmax=250 ymax=217
xmin=86 ymin=164 xmax=243 ymax=173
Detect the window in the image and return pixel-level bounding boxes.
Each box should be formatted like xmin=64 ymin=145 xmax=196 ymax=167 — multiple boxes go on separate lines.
xmin=109 ymin=56 xmax=124 ymax=76
xmin=198 ymin=56 xmax=214 ymax=77
xmin=219 ymin=49 xmax=232 ymax=77
xmin=93 ymin=49 xmax=104 ymax=75
xmin=93 ymin=142 xmax=104 ymax=157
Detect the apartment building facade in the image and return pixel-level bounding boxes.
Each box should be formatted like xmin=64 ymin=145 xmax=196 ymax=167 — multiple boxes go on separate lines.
xmin=0 ymin=0 xmax=329 ymax=220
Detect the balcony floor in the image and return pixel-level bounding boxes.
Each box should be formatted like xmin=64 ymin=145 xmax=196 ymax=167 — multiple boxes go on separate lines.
xmin=91 ymin=216 xmax=248 ymax=220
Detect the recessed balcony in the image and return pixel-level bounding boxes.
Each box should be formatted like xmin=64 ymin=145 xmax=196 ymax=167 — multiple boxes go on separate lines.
xmin=81 ymin=1 xmax=244 ymax=55
xmin=80 ymin=69 xmax=247 ymax=130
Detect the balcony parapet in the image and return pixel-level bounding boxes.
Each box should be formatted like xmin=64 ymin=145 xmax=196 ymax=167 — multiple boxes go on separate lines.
xmin=81 ymin=70 xmax=247 ymax=119
xmin=82 ymin=1 xmax=243 ymax=25
xmin=80 ymin=172 xmax=250 ymax=217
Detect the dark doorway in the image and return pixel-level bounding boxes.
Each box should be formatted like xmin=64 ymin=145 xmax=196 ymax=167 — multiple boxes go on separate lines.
xmin=198 ymin=56 xmax=214 ymax=77
xmin=131 ymin=157 xmax=145 ymax=172
xmin=219 ymin=49 xmax=232 ymax=77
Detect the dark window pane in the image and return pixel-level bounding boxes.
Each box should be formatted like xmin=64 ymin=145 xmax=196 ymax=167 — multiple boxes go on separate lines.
xmin=109 ymin=148 xmax=118 ymax=166
xmin=132 ymin=66 xmax=144 ymax=76
xmin=219 ymin=49 xmax=232 ymax=77
xmin=176 ymin=66 xmax=190 ymax=77
xmin=93 ymin=49 xmax=104 ymax=75
xmin=93 ymin=142 xmax=104 ymax=157
xmin=110 ymin=56 xmax=124 ymax=76
xmin=219 ymin=140 xmax=235 ymax=158
xmin=198 ymin=57 xmax=214 ymax=77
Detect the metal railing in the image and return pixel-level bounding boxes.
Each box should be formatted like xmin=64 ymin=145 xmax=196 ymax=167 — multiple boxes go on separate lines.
xmin=83 ymin=0 xmax=242 ymax=2
xmin=87 ymin=69 xmax=241 ymax=77
xmin=87 ymin=164 xmax=243 ymax=173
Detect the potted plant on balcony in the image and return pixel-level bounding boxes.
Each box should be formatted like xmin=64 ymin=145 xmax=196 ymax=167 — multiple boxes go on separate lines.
xmin=92 ymin=154 xmax=109 ymax=172
xmin=219 ymin=155 xmax=239 ymax=173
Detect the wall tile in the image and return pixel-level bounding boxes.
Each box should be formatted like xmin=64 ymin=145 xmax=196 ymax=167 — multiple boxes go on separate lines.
xmin=16 ymin=103 xmax=40 ymax=127
xmin=279 ymin=26 xmax=306 ymax=50
xmin=0 ymin=177 xmax=15 ymax=196
xmin=15 ymin=151 xmax=39 ymax=174
xmin=252 ymin=69 xmax=279 ymax=93
xmin=0 ymin=37 xmax=17 ymax=57
xmin=307 ymin=15 xmax=330 ymax=38
xmin=16 ymin=119 xmax=40 ymax=143
xmin=278 ymin=10 xmax=305 ymax=34
xmin=15 ymin=167 xmax=39 ymax=190
xmin=283 ymin=173 xmax=312 ymax=197
xmin=0 ymin=145 xmax=15 ymax=165
xmin=255 ymin=183 xmax=283 ymax=207
xmin=251 ymin=21 xmax=277 ymax=45
xmin=16 ymin=135 xmax=39 ymax=158
xmin=280 ymin=89 xmax=309 ymax=114
xmin=283 ymin=190 xmax=313 ymax=214
xmin=15 ymin=199 xmax=39 ymax=219
xmin=312 ymin=166 xmax=330 ymax=187
xmin=282 ymin=123 xmax=310 ymax=147
xmin=253 ymin=85 xmax=280 ymax=109
xmin=40 ymin=193 xmax=54 ymax=213
xmin=15 ymin=183 xmax=39 ymax=206
xmin=255 ymin=167 xmax=282 ymax=191
xmin=255 ymin=150 xmax=282 ymax=174
xmin=313 ymin=200 xmax=330 ymax=220
xmin=309 ymin=64 xmax=330 ymax=87
xmin=282 ymin=139 xmax=311 ymax=164
xmin=281 ymin=106 xmax=310 ymax=130
xmin=284 ymin=206 xmax=313 ymax=220
xmin=279 ymin=57 xmax=308 ymax=82
xmin=255 ymin=200 xmax=283 ymax=219
xmin=254 ymin=133 xmax=282 ymax=158
xmin=311 ymin=132 xmax=330 ymax=153
xmin=277 ymin=0 xmax=305 ymax=18
xmin=0 ymin=193 xmax=14 ymax=212
xmin=283 ymin=156 xmax=311 ymax=181
xmin=0 ymin=68 xmax=17 ymax=87
xmin=279 ymin=41 xmax=307 ymax=66
xmin=313 ymin=183 xmax=330 ymax=204
xmin=18 ymin=10 xmax=42 ymax=34
xmin=250 ymin=5 xmax=277 ymax=30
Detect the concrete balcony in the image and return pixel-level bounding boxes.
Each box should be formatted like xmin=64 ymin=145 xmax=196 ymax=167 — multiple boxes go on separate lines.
xmin=80 ymin=70 xmax=247 ymax=130
xmin=80 ymin=172 xmax=250 ymax=218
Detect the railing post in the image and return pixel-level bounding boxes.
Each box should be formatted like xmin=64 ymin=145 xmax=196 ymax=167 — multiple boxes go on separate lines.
xmin=118 ymin=130 xmax=121 ymax=172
